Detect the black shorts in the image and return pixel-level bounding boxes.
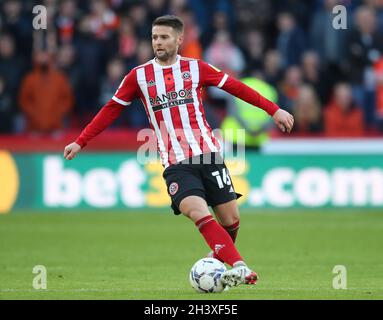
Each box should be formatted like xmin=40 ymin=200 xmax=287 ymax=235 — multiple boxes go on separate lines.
xmin=162 ymin=152 xmax=243 ymax=215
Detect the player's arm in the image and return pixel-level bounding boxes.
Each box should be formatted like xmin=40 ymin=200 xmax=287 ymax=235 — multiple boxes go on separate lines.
xmin=222 ymin=76 xmax=294 ymax=133
xmin=199 ymin=61 xmax=294 ymax=133
xmin=228 ymin=97 xmax=274 ymax=136
xmin=64 ymin=69 xmax=139 ymax=160
xmin=63 ymin=100 xmax=125 ymax=160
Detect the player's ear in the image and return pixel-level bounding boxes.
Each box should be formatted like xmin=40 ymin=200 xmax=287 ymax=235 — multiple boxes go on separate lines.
xmin=177 ymin=33 xmax=184 ymax=46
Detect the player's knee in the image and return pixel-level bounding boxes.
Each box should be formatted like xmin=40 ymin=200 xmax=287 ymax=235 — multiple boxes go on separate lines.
xmin=182 ymin=209 xmax=210 ymax=223
xmin=232 ymin=212 xmax=240 ymax=224
xmin=222 ymin=212 xmax=240 ymax=227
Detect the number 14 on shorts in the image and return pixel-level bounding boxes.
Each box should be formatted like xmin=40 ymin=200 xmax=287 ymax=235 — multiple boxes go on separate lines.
xmin=211 ymin=169 xmax=232 ymax=189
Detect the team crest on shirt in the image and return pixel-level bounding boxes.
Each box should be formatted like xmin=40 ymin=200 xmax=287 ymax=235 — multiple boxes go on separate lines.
xmin=169 ymin=182 xmax=179 ymax=195
xmin=182 ymin=71 xmax=192 ymax=81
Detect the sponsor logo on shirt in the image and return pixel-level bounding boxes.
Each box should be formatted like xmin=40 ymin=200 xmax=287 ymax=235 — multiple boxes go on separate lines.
xmin=149 ymin=89 xmax=194 ymax=112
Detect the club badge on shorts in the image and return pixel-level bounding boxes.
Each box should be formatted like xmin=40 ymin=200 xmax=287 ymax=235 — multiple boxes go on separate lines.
xmin=169 ymin=182 xmax=179 ymax=195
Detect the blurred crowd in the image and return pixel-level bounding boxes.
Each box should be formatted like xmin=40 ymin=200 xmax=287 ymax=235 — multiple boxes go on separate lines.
xmin=1 ymin=0 xmax=383 ymax=138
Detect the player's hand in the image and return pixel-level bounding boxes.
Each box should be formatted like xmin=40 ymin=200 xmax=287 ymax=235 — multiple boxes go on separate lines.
xmin=272 ymin=109 xmax=294 ymax=133
xmin=63 ymin=142 xmax=81 ymax=160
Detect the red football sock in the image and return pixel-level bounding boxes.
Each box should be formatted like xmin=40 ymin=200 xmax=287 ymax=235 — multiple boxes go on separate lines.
xmin=213 ymin=221 xmax=240 ymax=261
xmin=195 ymin=215 xmax=243 ymax=267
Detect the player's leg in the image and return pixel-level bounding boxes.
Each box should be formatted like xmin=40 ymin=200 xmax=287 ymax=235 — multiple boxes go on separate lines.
xmin=213 ymin=200 xmax=258 ymax=286
xmin=163 ymin=156 xmax=257 ymax=287
xmin=213 ymin=199 xmax=240 ymax=243
xmin=163 ymin=163 xmax=246 ymax=268
xmin=202 ymin=157 xmax=241 ymax=257
xmin=179 ymin=195 xmax=210 ymax=222
xmin=206 ymin=199 xmax=240 ymax=261
xmin=201 ymin=156 xmax=258 ymax=286
xmin=179 ymin=195 xmax=245 ymax=268
xmin=179 ymin=195 xmax=258 ymax=287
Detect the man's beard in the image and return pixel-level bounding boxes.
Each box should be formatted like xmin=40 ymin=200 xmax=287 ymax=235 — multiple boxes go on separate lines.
xmin=155 ymin=49 xmax=176 ymax=61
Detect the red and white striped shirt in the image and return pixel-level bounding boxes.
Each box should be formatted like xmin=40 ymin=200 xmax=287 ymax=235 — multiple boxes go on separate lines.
xmin=76 ymin=55 xmax=279 ymax=168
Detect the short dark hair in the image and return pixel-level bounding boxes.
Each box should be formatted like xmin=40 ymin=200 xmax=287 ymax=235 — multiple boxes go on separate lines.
xmin=152 ymin=15 xmax=184 ymax=33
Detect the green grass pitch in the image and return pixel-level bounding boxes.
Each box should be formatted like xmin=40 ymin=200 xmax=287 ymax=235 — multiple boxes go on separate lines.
xmin=0 ymin=209 xmax=382 ymax=300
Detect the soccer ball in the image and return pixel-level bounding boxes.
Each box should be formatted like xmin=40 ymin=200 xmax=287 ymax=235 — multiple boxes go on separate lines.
xmin=189 ymin=258 xmax=227 ymax=293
